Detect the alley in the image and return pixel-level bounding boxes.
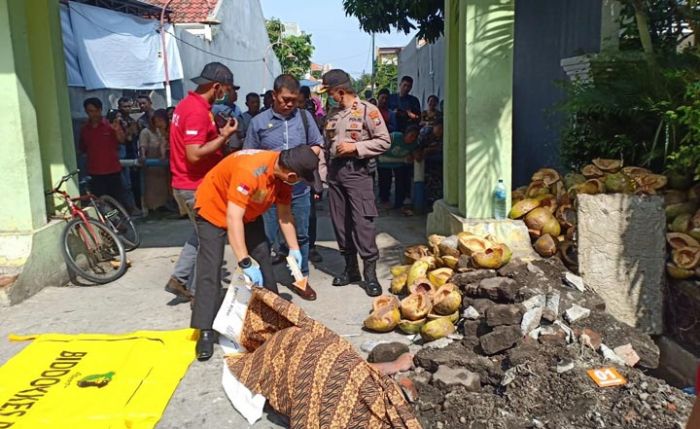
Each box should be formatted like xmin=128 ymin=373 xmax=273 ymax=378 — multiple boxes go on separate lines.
xmin=0 ymin=204 xmax=425 ymax=428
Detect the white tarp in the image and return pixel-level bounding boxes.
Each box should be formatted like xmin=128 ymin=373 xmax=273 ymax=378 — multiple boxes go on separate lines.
xmin=62 ymin=1 xmax=183 ymax=90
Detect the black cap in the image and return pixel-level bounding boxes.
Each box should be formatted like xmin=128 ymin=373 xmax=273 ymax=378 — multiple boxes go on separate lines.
xmin=191 ymin=62 xmax=240 ymax=89
xmin=317 ymin=69 xmax=351 ymax=94
xmin=279 ymin=145 xmax=319 ymax=184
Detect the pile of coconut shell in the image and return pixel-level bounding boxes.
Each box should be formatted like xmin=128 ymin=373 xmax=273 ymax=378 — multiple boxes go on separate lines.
xmin=511 ymin=158 xmax=700 ymax=280
xmin=363 ymin=232 xmax=513 ymax=342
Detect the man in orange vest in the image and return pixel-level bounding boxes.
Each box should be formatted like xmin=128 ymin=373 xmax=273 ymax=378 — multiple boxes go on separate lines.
xmin=191 ymin=145 xmax=319 ymax=360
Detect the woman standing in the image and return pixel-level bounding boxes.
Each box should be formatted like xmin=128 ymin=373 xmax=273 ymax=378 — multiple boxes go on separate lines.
xmin=139 ymin=109 xmax=170 ymax=212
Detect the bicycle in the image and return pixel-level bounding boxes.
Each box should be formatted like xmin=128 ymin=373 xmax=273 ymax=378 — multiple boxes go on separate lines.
xmin=84 ymin=178 xmax=140 ymax=252
xmin=47 ymin=171 xmax=127 ymax=284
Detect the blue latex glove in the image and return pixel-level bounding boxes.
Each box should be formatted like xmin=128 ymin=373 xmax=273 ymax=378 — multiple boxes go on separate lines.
xmin=242 ymin=265 xmax=263 ymax=286
xmin=288 ymin=249 xmax=303 ymax=270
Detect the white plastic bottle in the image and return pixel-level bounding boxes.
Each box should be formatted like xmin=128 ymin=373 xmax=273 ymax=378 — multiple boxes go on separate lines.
xmin=493 ymin=179 xmax=507 ymax=220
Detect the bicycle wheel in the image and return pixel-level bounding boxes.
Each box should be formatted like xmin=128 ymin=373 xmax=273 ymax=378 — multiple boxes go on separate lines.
xmin=94 ymin=195 xmax=140 ymax=251
xmin=61 ymin=218 xmax=127 ymax=284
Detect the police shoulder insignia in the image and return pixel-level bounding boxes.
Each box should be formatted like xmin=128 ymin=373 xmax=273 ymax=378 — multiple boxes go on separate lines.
xmin=369 ymin=110 xmax=380 ymax=120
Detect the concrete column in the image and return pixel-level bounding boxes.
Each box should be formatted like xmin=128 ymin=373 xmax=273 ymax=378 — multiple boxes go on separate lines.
xmin=26 ymin=0 xmax=78 ymax=210
xmin=600 ymin=0 xmax=621 ymax=52
xmin=0 ymin=0 xmax=46 ymax=232
xmin=442 ymin=0 xmax=463 ymax=207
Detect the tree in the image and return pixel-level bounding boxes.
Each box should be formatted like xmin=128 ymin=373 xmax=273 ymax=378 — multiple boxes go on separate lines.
xmin=266 ymin=19 xmax=314 ymax=79
xmin=374 ymin=62 xmax=398 ymax=93
xmin=343 ymin=0 xmax=444 ymax=42
xmin=353 ymin=73 xmax=372 ymax=96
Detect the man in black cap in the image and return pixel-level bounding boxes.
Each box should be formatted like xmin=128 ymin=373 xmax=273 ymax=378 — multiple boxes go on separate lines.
xmin=191 ymin=145 xmax=319 ymax=360
xmin=165 ymin=62 xmax=238 ymax=303
xmin=318 ymin=69 xmax=390 ymax=297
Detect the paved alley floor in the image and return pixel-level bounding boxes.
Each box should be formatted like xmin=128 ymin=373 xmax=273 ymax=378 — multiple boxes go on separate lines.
xmin=0 ymin=202 xmax=426 ymax=428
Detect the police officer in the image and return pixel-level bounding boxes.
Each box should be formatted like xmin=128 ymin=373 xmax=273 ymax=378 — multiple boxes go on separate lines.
xmin=318 ymin=69 xmax=390 ymax=297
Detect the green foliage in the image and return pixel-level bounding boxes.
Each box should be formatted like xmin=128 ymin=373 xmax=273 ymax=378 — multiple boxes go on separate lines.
xmin=342 ymin=0 xmax=444 ymax=42
xmin=353 ymin=73 xmax=372 ymax=96
xmin=619 ymin=0 xmax=700 ymax=54
xmin=266 ymin=19 xmax=314 ymax=79
xmin=375 ymin=62 xmax=398 ymax=93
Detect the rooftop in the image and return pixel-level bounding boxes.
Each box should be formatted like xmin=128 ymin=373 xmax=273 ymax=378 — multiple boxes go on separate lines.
xmin=144 ymin=0 xmax=217 ymax=23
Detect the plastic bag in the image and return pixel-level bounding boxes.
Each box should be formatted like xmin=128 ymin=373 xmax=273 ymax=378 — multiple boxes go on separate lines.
xmin=213 ymin=269 xmax=253 ymax=353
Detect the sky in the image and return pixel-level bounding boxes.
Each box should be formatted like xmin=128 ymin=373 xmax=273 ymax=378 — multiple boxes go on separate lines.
xmin=260 ymin=0 xmax=416 ymax=77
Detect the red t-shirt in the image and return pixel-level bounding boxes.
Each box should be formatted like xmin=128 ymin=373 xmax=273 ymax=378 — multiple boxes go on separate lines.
xmin=79 ymin=119 xmax=122 ymax=176
xmin=170 ymin=91 xmax=223 ymax=190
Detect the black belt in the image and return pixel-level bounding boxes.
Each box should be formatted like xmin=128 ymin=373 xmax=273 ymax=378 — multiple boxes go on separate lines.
xmin=330 ymin=157 xmax=369 ymax=169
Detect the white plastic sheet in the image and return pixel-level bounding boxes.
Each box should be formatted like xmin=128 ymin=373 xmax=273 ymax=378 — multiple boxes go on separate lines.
xmin=64 ymin=1 xmax=183 ymax=90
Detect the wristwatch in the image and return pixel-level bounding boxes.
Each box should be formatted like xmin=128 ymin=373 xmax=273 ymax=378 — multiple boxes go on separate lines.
xmin=238 ymin=257 xmax=252 ymax=269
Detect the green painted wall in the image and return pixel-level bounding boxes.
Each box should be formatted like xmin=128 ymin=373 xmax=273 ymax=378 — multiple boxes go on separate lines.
xmin=0 ymin=0 xmax=46 ymax=232
xmin=443 ymin=0 xmax=515 ymax=219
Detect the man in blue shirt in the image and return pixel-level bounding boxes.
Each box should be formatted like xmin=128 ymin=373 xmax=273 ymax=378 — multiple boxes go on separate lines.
xmin=387 ymin=75 xmax=421 ymax=132
xmin=244 ymin=74 xmax=324 ymax=300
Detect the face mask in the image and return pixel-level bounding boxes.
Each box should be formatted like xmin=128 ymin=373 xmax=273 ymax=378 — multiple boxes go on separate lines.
xmin=215 ymin=91 xmax=228 ymax=104
xmin=327 ymin=97 xmax=338 ymax=108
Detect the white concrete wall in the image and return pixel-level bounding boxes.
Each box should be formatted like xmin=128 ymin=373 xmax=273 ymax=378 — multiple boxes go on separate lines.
xmin=397 ymin=36 xmax=445 ymax=107
xmin=175 ymin=0 xmax=282 ymax=101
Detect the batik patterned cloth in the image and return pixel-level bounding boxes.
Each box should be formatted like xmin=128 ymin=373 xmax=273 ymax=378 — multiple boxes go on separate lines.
xmin=225 ymin=289 xmax=422 ymax=429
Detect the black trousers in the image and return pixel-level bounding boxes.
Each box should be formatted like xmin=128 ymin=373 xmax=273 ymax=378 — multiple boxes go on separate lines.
xmin=91 ymin=172 xmax=130 ymax=209
xmin=377 ymin=165 xmax=412 ymax=208
xmin=190 ymin=216 xmax=277 ymax=330
xmin=328 ymin=159 xmax=379 ymax=261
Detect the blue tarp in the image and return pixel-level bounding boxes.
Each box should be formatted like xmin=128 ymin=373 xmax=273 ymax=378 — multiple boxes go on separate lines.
xmin=61 ymin=1 xmax=183 ymax=90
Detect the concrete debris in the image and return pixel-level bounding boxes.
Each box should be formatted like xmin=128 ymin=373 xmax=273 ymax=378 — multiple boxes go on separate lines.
xmin=475 ymin=277 xmax=520 ymax=302
xmin=564 ymin=304 xmax=591 ymax=323
xmin=486 ymin=304 xmax=525 ymax=327
xmin=520 ymin=306 xmax=543 ymax=335
xmin=480 ymin=325 xmax=521 ymax=355
xmin=542 ymin=291 xmax=560 ymax=322
xmin=613 ymin=343 xmax=640 ymax=367
xmin=538 ymin=326 xmax=567 ymax=346
xmin=527 ymin=262 xmax=545 ymax=275
xmin=424 ymin=337 xmax=453 ymax=349
xmin=432 ymin=366 xmax=481 ymax=392
xmin=553 ymin=321 xmax=575 ymax=343
xmin=501 ymin=367 xmax=518 ymax=386
xmin=562 ymin=272 xmax=585 ymax=292
xmin=367 ymin=342 xmax=410 ymax=363
xmin=600 ymin=343 xmax=626 ymax=366
xmin=578 ymin=327 xmax=602 ymax=351
xmin=462 ymin=306 xmax=480 ymax=320
xmin=522 ymin=294 xmax=546 ymax=311
xmin=528 ymin=327 xmax=541 ymax=340
xmin=556 ymin=359 xmax=575 ymax=374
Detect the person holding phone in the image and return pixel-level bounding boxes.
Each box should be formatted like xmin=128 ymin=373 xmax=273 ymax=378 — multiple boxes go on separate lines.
xmin=164 ymin=62 xmax=239 ymax=303
xmin=388 ymin=76 xmax=421 ymax=132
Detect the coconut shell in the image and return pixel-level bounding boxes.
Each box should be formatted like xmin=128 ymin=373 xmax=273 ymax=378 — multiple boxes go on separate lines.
xmin=409 ymin=278 xmax=437 ymax=295
xmin=672 ymin=247 xmax=700 ymax=270
xmin=542 ymin=216 xmax=562 ymax=237
xmin=534 ymin=234 xmax=558 ymax=258
xmin=472 ymin=247 xmax=506 ymax=269
xmin=432 ymin=283 xmax=462 ymax=315
xmin=525 ymin=207 xmax=556 ymax=232
xmin=512 ymin=186 xmax=527 ymax=203
xmin=458 ymin=235 xmax=492 ymax=256
xmin=635 ymin=174 xmax=668 ymax=191
xmin=407 ymin=260 xmax=431 ymax=286
xmin=526 ymin=180 xmax=551 ymax=198
xmin=559 ymin=241 xmax=578 ymax=272
xmin=670 ymin=213 xmax=692 ymax=233
xmin=536 ymin=194 xmax=558 ymax=213
xmin=493 ymin=242 xmax=513 ymax=265
xmin=581 ymin=164 xmax=604 ymax=178
xmin=556 ymin=205 xmax=577 ymax=229
xmin=604 ymin=172 xmax=635 ymax=194
xmin=528 ymin=228 xmax=542 ymax=240
xmin=441 ymin=255 xmax=459 ymax=270
xmin=622 ymin=166 xmax=651 ymax=178
xmin=564 ymin=173 xmax=586 ymax=189
xmin=509 ymin=198 xmax=541 ymax=219
xmin=364 ymin=307 xmax=400 ymax=332
xmin=577 ymin=179 xmax=605 ymax=195
xmin=667 ymin=232 xmax=700 ymax=250
xmin=372 ymin=295 xmax=400 ymax=312
xmin=666 ymin=201 xmax=699 ymax=222
xmin=404 ymin=245 xmax=431 ymax=264
xmin=666 ymin=263 xmax=695 ymax=280
xmin=420 ymin=317 xmax=456 ymax=342
xmin=592 ymin=158 xmax=622 ymax=173
xmin=427 ymin=311 xmax=460 ymax=324
xmin=438 ymin=243 xmax=461 ymax=258
xmin=566 ymin=226 xmax=576 ymax=241
xmin=398 ymin=318 xmax=427 ymax=334
xmin=428 ymin=268 xmax=454 ymax=287
xmin=390 ymin=273 xmax=409 ymax=295
xmin=400 ymin=293 xmax=433 ymax=321
xmin=531 ymin=168 xmax=561 ymax=186
xmin=390 ymin=265 xmax=411 ymax=278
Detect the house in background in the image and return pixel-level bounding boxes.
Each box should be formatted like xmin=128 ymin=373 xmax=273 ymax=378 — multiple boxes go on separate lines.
xmin=376 ymin=46 xmax=402 ymax=65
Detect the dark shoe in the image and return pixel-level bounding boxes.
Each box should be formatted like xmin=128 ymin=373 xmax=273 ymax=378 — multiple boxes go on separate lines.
xmin=165 ymin=277 xmax=192 ymax=301
xmin=196 ymin=329 xmax=217 ymax=361
xmin=332 ymin=254 xmax=362 ymax=287
xmin=363 ymin=259 xmax=383 ymax=297
xmin=309 ymin=247 xmax=323 ymax=263
xmin=288 ymin=280 xmax=317 ymax=301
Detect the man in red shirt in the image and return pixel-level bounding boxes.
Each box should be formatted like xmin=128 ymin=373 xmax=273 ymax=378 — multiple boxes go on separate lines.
xmin=79 ymin=98 xmax=130 ymax=207
xmin=165 ymin=62 xmax=238 ymax=303
xmin=191 ymin=145 xmax=319 ymax=360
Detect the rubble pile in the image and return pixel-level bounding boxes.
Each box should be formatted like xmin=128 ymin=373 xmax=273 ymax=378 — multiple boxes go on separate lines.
xmin=389 ymin=258 xmax=693 ymax=428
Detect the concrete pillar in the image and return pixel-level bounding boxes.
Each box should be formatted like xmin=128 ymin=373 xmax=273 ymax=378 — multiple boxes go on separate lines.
xmin=600 ymin=0 xmax=621 ymax=52
xmin=429 ymin=0 xmax=515 ymax=234
xmin=0 ymin=0 xmax=75 ymax=305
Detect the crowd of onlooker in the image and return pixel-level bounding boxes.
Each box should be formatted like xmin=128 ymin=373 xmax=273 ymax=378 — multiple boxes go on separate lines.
xmin=77 ymin=74 xmax=443 ymax=219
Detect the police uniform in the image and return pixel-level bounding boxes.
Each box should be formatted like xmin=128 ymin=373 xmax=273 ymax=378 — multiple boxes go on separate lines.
xmin=320 ymin=69 xmax=390 ymax=296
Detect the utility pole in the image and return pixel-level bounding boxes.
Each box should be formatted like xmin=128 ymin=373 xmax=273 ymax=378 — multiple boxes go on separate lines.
xmin=370 ymin=32 xmax=376 ymax=94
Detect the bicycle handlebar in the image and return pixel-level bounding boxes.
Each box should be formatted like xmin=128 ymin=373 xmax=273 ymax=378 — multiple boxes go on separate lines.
xmin=46 ymin=170 xmax=80 ymax=195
